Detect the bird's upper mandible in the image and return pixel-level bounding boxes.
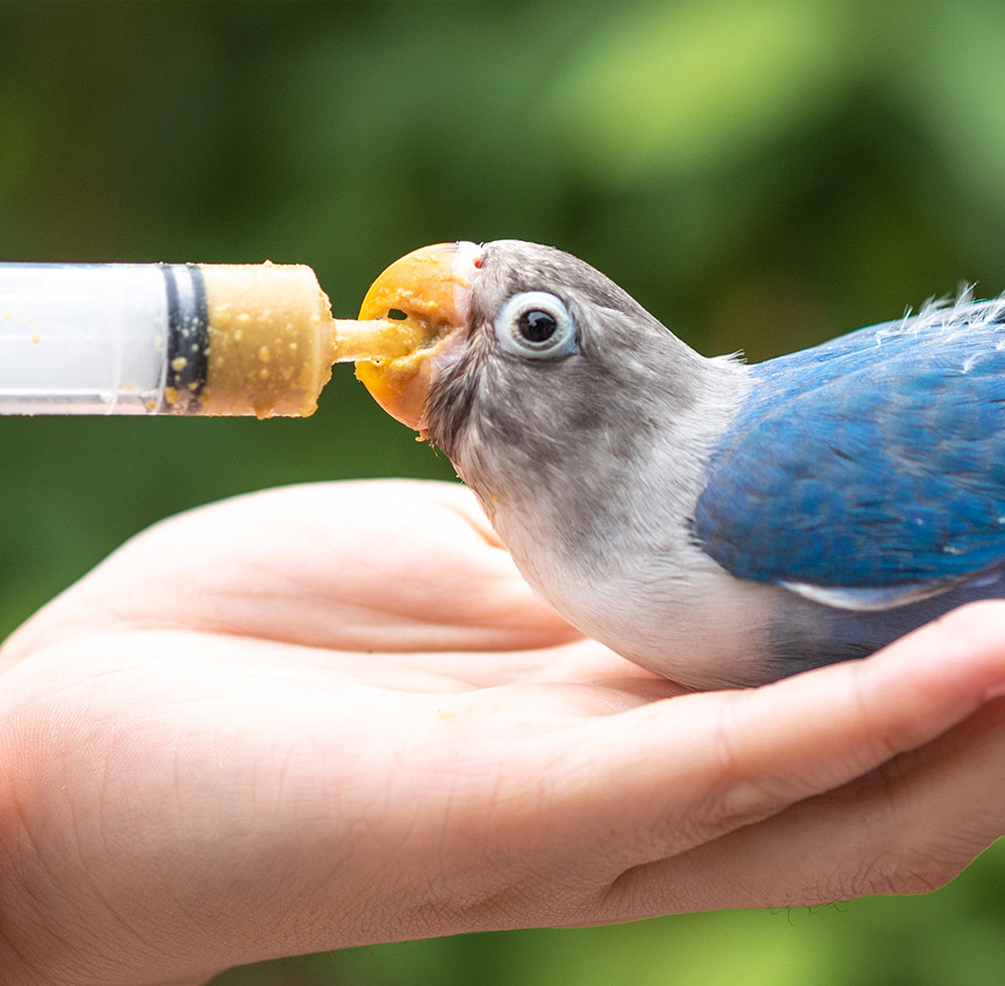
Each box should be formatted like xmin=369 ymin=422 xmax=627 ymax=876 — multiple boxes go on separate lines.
xmin=354 ymin=241 xmax=482 ymax=433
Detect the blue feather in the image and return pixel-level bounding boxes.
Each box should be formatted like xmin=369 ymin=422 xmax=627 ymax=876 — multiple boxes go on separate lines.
xmin=694 ymin=294 xmax=1005 ymax=607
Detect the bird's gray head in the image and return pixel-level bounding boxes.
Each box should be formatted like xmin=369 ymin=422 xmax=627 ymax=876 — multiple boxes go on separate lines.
xmin=355 ymin=240 xmax=732 ymax=517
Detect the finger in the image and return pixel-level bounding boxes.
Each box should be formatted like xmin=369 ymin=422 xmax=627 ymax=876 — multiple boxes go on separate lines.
xmin=1 ymin=480 xmax=582 ymax=669
xmin=506 ymin=602 xmax=1005 ymax=890
xmin=600 ymin=689 xmax=1005 ymax=921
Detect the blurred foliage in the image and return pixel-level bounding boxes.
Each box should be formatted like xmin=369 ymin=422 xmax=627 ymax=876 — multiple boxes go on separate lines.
xmin=3 ymin=1 xmax=1005 ymax=984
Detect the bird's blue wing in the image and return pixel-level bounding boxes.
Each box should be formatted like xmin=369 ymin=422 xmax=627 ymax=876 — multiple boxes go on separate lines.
xmin=693 ymin=298 xmax=1005 ymax=607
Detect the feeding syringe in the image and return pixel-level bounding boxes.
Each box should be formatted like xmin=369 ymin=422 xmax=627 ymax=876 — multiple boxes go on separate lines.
xmin=0 ymin=261 xmax=402 ymax=417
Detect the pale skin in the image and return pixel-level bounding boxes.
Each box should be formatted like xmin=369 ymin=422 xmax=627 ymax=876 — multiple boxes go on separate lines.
xmin=2 ymin=482 xmax=1005 ymax=986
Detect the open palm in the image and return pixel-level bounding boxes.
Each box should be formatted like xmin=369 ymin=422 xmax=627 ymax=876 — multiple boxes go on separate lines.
xmin=3 ymin=480 xmax=1005 ymax=986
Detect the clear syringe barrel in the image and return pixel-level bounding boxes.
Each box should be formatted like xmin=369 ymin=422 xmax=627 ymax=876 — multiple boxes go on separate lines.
xmin=0 ymin=261 xmax=344 ymax=417
xmin=0 ymin=263 xmax=182 ymax=414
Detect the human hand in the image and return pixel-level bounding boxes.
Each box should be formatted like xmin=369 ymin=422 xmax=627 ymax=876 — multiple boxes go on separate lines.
xmin=2 ymin=480 xmax=1005 ymax=986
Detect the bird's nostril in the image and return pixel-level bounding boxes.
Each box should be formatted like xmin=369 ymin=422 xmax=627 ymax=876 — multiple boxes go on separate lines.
xmin=387 ymin=309 xmax=408 ymax=320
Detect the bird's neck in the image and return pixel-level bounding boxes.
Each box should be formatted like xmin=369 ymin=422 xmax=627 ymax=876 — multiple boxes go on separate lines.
xmin=463 ymin=348 xmax=753 ymax=597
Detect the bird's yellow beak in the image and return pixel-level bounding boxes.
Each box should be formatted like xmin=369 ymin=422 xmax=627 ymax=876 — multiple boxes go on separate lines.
xmin=355 ymin=241 xmax=482 ymax=431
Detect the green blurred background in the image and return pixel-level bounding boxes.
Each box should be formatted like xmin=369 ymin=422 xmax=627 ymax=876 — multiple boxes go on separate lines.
xmin=3 ymin=1 xmax=1005 ymax=982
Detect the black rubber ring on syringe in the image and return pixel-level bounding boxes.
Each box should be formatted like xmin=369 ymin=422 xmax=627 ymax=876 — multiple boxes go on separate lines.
xmin=161 ymin=264 xmax=209 ymax=413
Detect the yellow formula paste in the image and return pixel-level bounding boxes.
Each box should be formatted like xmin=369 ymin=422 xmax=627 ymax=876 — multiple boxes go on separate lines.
xmin=188 ymin=263 xmax=408 ymax=418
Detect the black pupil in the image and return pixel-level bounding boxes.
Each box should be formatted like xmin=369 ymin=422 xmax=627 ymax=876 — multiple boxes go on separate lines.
xmin=518 ymin=309 xmax=557 ymax=343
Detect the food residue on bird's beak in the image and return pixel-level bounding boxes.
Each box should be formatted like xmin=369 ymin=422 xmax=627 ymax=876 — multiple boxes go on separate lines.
xmin=352 ymin=241 xmax=482 ymax=432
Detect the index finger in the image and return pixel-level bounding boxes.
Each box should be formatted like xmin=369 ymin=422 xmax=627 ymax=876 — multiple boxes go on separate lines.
xmin=1 ymin=480 xmax=583 ymax=670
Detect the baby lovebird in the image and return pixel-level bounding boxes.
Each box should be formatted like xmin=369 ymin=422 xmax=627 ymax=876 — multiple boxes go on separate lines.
xmin=354 ymin=240 xmax=1005 ymax=689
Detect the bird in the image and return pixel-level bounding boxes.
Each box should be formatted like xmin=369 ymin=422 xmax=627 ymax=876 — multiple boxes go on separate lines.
xmin=352 ymin=239 xmax=1005 ymax=689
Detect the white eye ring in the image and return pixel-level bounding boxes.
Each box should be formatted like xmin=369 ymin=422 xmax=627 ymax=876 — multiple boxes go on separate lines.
xmin=494 ymin=291 xmax=577 ymax=360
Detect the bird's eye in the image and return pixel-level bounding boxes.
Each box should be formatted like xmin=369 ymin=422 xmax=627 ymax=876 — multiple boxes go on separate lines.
xmin=494 ymin=291 xmax=577 ymax=360
xmin=518 ymin=310 xmax=557 ymax=342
